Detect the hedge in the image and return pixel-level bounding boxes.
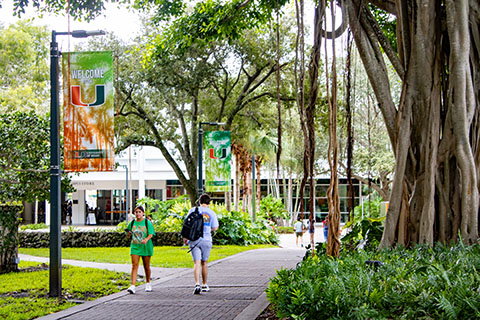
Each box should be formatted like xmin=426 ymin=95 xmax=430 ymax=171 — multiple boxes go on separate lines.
xmin=19 ymin=231 xmax=183 ymax=248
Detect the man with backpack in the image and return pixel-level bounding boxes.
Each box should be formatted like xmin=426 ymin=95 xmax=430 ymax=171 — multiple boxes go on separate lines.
xmin=182 ymin=194 xmax=219 ymax=294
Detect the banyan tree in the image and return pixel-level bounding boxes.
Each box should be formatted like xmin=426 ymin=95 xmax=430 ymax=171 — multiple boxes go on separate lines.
xmin=330 ymin=0 xmax=480 ymax=247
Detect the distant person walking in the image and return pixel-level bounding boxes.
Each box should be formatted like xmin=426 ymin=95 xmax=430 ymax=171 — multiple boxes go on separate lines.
xmin=294 ymin=218 xmax=304 ymax=247
xmin=66 ymin=201 xmax=72 ymax=225
xmin=323 ymin=216 xmax=330 ymax=243
xmin=183 ymin=194 xmax=219 ymax=295
xmin=125 ymin=205 xmax=155 ymax=294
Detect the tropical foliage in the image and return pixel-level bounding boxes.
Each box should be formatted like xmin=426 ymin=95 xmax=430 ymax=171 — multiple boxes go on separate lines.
xmin=258 ymin=194 xmax=288 ymax=221
xmin=121 ymin=197 xmax=278 ymax=245
xmin=212 ymin=203 xmax=278 ymax=245
xmin=267 ymin=243 xmax=480 ymax=319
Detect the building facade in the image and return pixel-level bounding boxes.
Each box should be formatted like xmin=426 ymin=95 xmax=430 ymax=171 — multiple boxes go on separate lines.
xmin=23 ymin=145 xmax=369 ymax=225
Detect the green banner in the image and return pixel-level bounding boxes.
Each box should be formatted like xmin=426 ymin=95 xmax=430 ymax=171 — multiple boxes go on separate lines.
xmin=62 ymin=51 xmax=114 ymax=172
xmin=204 ymin=131 xmax=231 ymax=192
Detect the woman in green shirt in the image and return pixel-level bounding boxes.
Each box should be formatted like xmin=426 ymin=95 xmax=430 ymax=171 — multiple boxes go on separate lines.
xmin=125 ymin=205 xmax=155 ymax=294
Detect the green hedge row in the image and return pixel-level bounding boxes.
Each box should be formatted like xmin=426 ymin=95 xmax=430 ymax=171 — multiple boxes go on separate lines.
xmin=19 ymin=231 xmax=183 ymax=248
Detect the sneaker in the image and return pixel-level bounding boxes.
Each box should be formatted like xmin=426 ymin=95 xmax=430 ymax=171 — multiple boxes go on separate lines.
xmin=145 ymin=283 xmax=152 ymax=292
xmin=193 ymin=284 xmax=201 ymax=295
xmin=127 ymin=285 xmax=135 ymax=294
xmin=201 ymin=284 xmax=210 ymax=292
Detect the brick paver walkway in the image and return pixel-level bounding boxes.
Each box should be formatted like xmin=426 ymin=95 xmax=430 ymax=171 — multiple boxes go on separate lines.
xmin=36 ymin=247 xmax=304 ymax=320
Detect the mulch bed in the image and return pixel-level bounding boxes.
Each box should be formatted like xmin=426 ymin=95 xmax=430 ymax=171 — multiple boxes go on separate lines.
xmin=256 ymin=304 xmax=292 ymax=320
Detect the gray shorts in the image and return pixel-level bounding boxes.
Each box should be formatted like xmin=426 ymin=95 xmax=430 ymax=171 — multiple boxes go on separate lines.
xmin=189 ymin=239 xmax=213 ymax=262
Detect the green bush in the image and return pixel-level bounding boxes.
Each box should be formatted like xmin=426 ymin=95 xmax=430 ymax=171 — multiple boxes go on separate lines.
xmin=267 ymin=243 xmax=480 ymax=319
xmin=258 ymin=195 xmax=289 ymax=221
xmin=19 ymin=231 xmax=183 ymax=248
xmin=211 ymin=203 xmax=278 ymax=246
xmin=276 ymin=226 xmax=294 ymax=234
xmin=130 ymin=198 xmax=278 ymax=245
xmin=19 ymin=223 xmax=48 ymax=231
xmin=136 ymin=195 xmax=189 ymax=223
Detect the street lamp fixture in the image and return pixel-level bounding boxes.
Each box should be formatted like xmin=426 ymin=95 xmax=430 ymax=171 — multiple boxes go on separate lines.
xmin=49 ymin=29 xmax=105 ymax=298
xmin=197 ymin=122 xmax=225 ymax=197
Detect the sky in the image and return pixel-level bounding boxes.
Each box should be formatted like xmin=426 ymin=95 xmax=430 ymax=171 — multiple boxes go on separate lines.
xmin=0 ymin=0 xmax=143 ymax=49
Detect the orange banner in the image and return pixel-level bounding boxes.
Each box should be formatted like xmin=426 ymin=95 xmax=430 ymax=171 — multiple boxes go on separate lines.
xmin=62 ymin=52 xmax=114 ymax=172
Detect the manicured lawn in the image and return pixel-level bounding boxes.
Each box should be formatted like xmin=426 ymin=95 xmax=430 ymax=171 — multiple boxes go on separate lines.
xmin=19 ymin=245 xmax=276 ymax=268
xmin=0 ymin=261 xmax=130 ymax=320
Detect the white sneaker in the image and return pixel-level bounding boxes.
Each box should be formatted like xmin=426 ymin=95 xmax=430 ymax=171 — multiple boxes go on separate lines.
xmin=201 ymin=284 xmax=210 ymax=292
xmin=145 ymin=283 xmax=152 ymax=292
xmin=127 ymin=285 xmax=135 ymax=294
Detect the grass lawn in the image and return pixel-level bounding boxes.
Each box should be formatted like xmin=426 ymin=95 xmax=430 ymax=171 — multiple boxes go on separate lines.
xmin=19 ymin=244 xmax=276 ymax=268
xmin=0 ymin=261 xmax=130 ymax=320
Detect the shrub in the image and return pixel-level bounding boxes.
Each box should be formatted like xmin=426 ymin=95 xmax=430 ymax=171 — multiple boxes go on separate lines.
xmin=276 ymin=226 xmax=294 ymax=234
xmin=258 ymin=195 xmax=289 ymax=221
xmin=19 ymin=223 xmax=48 ymax=231
xmin=213 ymin=206 xmax=278 ymax=246
xmin=19 ymin=231 xmax=183 ymax=248
xmin=267 ymin=243 xmax=480 ymax=319
xmin=122 ymin=198 xmax=279 ymax=245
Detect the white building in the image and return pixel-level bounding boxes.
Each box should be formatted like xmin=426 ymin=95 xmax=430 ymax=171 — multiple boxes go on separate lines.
xmin=22 ymin=145 xmax=187 ymax=226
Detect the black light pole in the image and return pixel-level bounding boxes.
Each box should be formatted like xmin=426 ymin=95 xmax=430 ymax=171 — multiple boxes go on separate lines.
xmin=197 ymin=122 xmax=225 ymax=198
xmin=49 ymin=29 xmax=105 ymax=297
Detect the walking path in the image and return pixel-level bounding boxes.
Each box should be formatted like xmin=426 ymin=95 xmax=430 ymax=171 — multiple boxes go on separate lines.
xmin=23 ymin=232 xmax=319 ymax=320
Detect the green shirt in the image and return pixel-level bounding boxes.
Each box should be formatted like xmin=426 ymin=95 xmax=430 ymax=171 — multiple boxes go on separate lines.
xmin=128 ymin=218 xmax=155 ymax=256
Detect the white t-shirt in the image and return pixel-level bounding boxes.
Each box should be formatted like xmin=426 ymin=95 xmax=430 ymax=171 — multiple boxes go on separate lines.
xmin=294 ymin=221 xmax=303 ymax=232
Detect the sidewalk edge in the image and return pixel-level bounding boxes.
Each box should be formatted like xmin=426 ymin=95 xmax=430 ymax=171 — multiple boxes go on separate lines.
xmin=233 ymin=291 xmax=269 ymax=320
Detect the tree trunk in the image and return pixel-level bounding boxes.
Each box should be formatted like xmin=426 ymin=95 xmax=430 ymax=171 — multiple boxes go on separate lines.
xmin=256 ymin=157 xmax=262 ymax=213
xmin=0 ymin=205 xmax=21 ymax=273
xmin=225 ymin=190 xmax=231 ymax=211
xmin=234 ymin=153 xmax=240 ymax=211
xmin=288 ymin=175 xmax=293 ymax=225
xmin=343 ymin=0 xmax=480 ymax=248
xmin=325 ymin=1 xmax=341 ymax=257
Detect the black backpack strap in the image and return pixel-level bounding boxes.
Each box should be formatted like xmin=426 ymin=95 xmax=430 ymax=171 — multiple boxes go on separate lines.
xmin=144 ymin=218 xmax=149 ymax=236
xmin=128 ymin=220 xmax=134 ymax=230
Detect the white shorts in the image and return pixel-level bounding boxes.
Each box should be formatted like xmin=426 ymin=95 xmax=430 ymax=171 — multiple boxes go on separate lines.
xmin=189 ymin=239 xmax=213 ymax=262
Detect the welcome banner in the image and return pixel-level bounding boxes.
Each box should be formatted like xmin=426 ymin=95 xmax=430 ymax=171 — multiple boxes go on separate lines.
xmin=204 ymin=131 xmax=231 ymax=192
xmin=62 ymin=51 xmax=114 ymax=172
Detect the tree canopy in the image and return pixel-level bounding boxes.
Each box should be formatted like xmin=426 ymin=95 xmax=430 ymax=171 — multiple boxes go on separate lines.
xmin=0 ymin=21 xmax=50 ymax=114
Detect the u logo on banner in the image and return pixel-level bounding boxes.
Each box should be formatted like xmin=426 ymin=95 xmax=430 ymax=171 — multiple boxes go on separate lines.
xmin=209 ymin=148 xmax=227 ymax=160
xmin=71 ymin=85 xmax=105 ymax=107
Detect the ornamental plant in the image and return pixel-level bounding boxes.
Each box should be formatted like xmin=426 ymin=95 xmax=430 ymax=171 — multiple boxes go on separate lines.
xmin=267 ymin=242 xmax=480 ymax=319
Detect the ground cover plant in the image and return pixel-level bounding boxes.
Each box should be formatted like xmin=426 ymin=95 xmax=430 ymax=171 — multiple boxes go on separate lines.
xmin=19 ymin=245 xmax=275 ymax=268
xmin=267 ymin=243 xmax=480 ymax=319
xmin=0 ymin=261 xmax=130 ymax=320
